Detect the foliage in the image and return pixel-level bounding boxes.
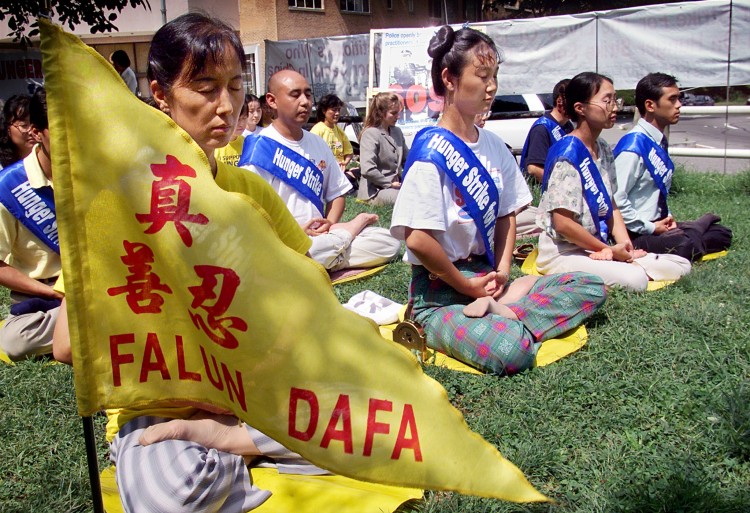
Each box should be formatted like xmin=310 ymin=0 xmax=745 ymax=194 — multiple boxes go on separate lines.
xmin=0 ymin=0 xmax=151 ymax=47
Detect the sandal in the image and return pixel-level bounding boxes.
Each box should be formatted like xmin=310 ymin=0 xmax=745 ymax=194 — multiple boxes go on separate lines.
xmin=513 ymin=243 xmax=535 ymax=264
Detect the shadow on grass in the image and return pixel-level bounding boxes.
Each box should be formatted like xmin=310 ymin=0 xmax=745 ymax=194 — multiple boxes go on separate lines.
xmin=612 ymin=459 xmax=750 ymax=513
xmin=716 ymin=381 xmax=750 ymax=461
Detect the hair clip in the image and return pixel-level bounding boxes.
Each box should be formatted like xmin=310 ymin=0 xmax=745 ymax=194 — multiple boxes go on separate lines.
xmin=462 ymin=22 xmax=470 ymax=29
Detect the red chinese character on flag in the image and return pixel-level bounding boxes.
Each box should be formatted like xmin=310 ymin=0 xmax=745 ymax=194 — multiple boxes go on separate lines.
xmin=188 ymin=265 xmax=248 ymax=349
xmin=108 ymin=241 xmax=173 ymax=314
xmin=136 ymin=155 xmax=209 ymax=247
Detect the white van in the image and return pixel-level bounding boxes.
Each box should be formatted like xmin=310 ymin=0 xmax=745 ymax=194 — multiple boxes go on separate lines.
xmin=482 ymin=93 xmax=550 ymax=152
xmin=342 ymin=94 xmax=550 ymax=154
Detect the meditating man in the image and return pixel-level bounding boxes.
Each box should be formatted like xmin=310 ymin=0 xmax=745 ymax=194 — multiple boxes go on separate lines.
xmin=515 ymin=79 xmax=573 ymax=236
xmin=613 ymin=73 xmax=731 ymax=261
xmin=242 ymin=70 xmax=400 ymax=271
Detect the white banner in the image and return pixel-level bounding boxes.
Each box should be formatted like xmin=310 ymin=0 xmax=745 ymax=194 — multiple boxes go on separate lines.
xmin=0 ymin=50 xmax=44 ymax=98
xmin=265 ymin=35 xmax=369 ymax=103
xmin=729 ymin=0 xmax=750 ymax=86
xmin=481 ymin=14 xmax=596 ymax=95
xmin=597 ymin=0 xmax=734 ymax=89
xmin=370 ymin=0 xmax=750 ymax=97
xmin=376 ymin=28 xmax=443 ymax=136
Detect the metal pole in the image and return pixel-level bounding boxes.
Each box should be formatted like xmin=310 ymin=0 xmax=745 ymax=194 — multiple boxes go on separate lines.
xmin=161 ymin=0 xmax=167 ymax=25
xmin=723 ymin=0 xmax=734 ymax=174
xmin=82 ymin=416 xmax=105 ymax=513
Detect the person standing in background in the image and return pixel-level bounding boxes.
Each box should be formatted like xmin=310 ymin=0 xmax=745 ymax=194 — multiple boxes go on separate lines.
xmin=110 ymin=50 xmax=138 ymax=95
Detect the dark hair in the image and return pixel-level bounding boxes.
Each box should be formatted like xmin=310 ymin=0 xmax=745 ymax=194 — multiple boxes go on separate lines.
xmin=111 ymin=49 xmax=131 ymax=69
xmin=0 ymin=94 xmax=31 ymax=167
xmin=552 ymin=79 xmax=570 ymax=105
xmin=246 ymin=93 xmax=260 ymax=104
xmin=565 ymin=72 xmax=613 ymax=122
xmin=315 ymin=94 xmax=344 ymax=122
xmin=29 ymin=88 xmax=47 ymax=132
xmin=635 ymin=72 xmax=678 ymax=116
xmin=239 ymin=97 xmax=248 ymax=117
xmin=428 ymin=25 xmax=501 ymax=97
xmin=147 ymin=12 xmax=245 ymax=92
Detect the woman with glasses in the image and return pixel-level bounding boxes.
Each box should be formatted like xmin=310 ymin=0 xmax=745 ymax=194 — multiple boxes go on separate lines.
xmin=535 ymin=72 xmax=690 ymax=291
xmin=0 ymin=94 xmax=34 ymax=168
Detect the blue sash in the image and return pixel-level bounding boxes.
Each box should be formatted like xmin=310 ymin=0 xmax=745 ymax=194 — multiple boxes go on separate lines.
xmin=0 ymin=159 xmax=59 ymax=253
xmin=613 ymin=132 xmax=673 ymax=218
xmin=519 ymin=115 xmax=567 ymax=172
xmin=404 ymin=126 xmax=500 ymax=266
xmin=238 ymin=135 xmax=325 ymax=215
xmin=542 ymin=136 xmax=613 ymax=243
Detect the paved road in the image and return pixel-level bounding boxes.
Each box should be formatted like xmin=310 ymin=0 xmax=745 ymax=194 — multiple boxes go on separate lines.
xmin=601 ymin=112 xmax=750 ymax=174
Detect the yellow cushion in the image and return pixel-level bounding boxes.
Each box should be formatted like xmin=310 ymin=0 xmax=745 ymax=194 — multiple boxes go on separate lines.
xmin=699 ymin=250 xmax=728 ymax=262
xmin=380 ymin=308 xmax=589 ymax=374
xmin=330 ymin=264 xmax=388 ymax=285
xmin=0 ymin=319 xmax=12 ymax=365
xmin=520 ymin=248 xmax=543 ymax=276
xmin=100 ymin=466 xmax=422 ymax=513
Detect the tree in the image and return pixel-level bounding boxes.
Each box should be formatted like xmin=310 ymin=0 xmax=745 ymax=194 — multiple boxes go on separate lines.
xmin=0 ymin=0 xmax=151 ymax=47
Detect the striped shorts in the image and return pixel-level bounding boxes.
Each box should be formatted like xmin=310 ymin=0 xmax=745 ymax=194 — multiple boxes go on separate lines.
xmin=110 ymin=415 xmax=328 ymax=513
xmin=410 ymin=261 xmax=606 ymax=375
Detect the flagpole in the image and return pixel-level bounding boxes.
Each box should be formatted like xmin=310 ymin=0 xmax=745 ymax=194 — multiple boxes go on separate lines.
xmin=82 ymin=416 xmax=105 ymax=513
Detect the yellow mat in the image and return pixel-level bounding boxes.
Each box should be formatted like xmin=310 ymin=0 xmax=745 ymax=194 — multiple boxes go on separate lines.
xmin=520 ymin=248 xmax=542 ymax=276
xmin=380 ymin=313 xmax=589 ymax=374
xmin=699 ymin=250 xmax=728 ymax=262
xmin=330 ymin=264 xmax=388 ymax=285
xmin=520 ymin=248 xmax=674 ymax=291
xmin=0 ymin=320 xmax=11 ymax=365
xmin=101 ymin=466 xmax=422 ymax=513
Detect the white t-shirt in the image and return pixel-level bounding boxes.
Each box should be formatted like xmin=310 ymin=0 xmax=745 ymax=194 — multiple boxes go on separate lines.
xmin=121 ymin=67 xmax=137 ymax=95
xmin=242 ymin=126 xmax=263 ymax=138
xmin=390 ymin=128 xmax=532 ymax=265
xmin=245 ymin=125 xmax=352 ymax=222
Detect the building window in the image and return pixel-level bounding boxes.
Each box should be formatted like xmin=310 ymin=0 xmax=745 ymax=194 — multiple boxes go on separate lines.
xmin=242 ymin=53 xmax=257 ymax=95
xmin=289 ymin=0 xmax=323 ymax=10
xmin=340 ymin=0 xmax=370 ymax=13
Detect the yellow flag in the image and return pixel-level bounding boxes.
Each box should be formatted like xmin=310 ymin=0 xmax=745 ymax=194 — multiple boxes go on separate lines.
xmin=42 ymin=20 xmax=547 ymax=503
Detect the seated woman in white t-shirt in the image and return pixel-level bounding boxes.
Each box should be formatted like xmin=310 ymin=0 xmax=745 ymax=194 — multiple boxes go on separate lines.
xmin=390 ymin=26 xmax=607 ymax=376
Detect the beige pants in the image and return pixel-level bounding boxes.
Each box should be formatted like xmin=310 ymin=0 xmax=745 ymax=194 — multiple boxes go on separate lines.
xmin=515 ymin=205 xmax=541 ymax=237
xmin=364 ymin=187 xmax=399 ymax=206
xmin=309 ymin=226 xmax=401 ymax=271
xmin=0 ymin=306 xmax=60 ymax=361
xmin=536 ymin=233 xmax=691 ymax=292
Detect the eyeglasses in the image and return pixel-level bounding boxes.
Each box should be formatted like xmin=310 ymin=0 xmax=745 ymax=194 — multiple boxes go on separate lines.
xmin=585 ymin=97 xmax=623 ymax=112
xmin=9 ymin=122 xmax=32 ymax=133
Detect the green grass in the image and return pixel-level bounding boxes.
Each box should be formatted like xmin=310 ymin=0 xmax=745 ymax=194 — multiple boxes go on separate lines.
xmin=1 ymin=169 xmax=749 ymax=512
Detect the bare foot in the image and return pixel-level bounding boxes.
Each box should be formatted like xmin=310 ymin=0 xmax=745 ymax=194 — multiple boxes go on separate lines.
xmin=497 ymin=275 xmax=539 ymax=303
xmin=464 ymin=297 xmax=519 ymax=320
xmin=331 ymin=213 xmax=378 ymax=238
